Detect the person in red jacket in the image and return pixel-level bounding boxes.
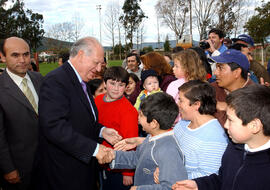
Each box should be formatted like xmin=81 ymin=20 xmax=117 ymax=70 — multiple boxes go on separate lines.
xmin=95 ymin=66 xmax=138 ymax=190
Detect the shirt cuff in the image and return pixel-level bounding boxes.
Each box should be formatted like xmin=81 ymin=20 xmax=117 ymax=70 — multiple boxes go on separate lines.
xmin=99 ymin=127 xmax=105 ymax=138
xmin=93 ymin=144 xmax=99 ymax=157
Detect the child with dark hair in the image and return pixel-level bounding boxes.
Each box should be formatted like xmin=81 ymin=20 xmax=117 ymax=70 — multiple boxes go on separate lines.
xmin=108 ymin=92 xmax=188 ymax=190
xmin=173 ymin=84 xmax=270 ymax=190
xmin=174 ymin=80 xmax=228 ymax=179
xmin=134 ymin=69 xmax=161 ymax=110
xmin=94 ymin=66 xmax=138 ymax=190
xmin=87 ymin=79 xmax=106 ymax=98
xmin=125 ymin=73 xmax=139 ymax=105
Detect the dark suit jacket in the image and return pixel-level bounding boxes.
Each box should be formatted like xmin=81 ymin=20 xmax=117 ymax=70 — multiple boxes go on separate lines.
xmin=0 ymin=70 xmax=43 ymax=186
xmin=35 ymin=62 xmax=103 ymax=190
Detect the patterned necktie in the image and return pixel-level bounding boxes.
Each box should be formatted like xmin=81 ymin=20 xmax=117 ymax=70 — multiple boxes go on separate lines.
xmin=21 ymin=78 xmax=38 ymax=114
xmin=81 ymin=81 xmax=96 ymax=121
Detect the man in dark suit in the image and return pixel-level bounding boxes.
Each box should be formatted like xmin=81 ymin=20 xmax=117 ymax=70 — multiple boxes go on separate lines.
xmin=0 ymin=37 xmax=43 ymax=190
xmin=35 ymin=37 xmax=121 ymax=190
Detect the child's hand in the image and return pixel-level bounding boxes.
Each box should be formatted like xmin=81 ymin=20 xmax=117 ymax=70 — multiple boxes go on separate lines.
xmin=123 ymin=175 xmax=133 ymax=186
xmin=130 ymin=186 xmax=137 ymax=190
xmin=114 ymin=137 xmax=144 ymax=151
xmin=154 ymin=167 xmax=160 ymax=184
xmin=172 ymin=180 xmax=198 ymax=190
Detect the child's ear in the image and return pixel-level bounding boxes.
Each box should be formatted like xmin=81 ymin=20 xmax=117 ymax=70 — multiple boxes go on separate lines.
xmin=248 ymin=118 xmax=263 ymax=134
xmin=150 ymin=119 xmax=159 ymax=129
xmin=193 ymin=101 xmax=201 ymax=111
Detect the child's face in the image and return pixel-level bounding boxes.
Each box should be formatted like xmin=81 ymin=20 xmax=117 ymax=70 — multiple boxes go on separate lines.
xmin=138 ymin=111 xmax=152 ymax=133
xmin=173 ymin=59 xmax=186 ymax=79
xmin=125 ymin=77 xmax=136 ymax=95
xmin=178 ymin=91 xmax=196 ymax=120
xmin=94 ymin=82 xmax=106 ymax=98
xmin=224 ymin=107 xmax=253 ymax=144
xmin=104 ymin=79 xmax=126 ymax=102
xmin=143 ymin=76 xmax=159 ymax=92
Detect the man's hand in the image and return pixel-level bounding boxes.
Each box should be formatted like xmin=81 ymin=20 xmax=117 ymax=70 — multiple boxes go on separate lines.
xmin=123 ymin=175 xmax=133 ymax=186
xmin=260 ymin=77 xmax=270 ymax=87
xmin=4 ymin=170 xmax=21 ymax=184
xmin=154 ymin=167 xmax=160 ymax=184
xmin=114 ymin=137 xmax=143 ymax=151
xmin=130 ymin=186 xmax=137 ymax=190
xmin=205 ymin=39 xmax=216 ymax=53
xmin=172 ymin=180 xmax=198 ymax=190
xmin=102 ymin=128 xmax=122 ymax=145
xmin=96 ymin=145 xmax=115 ymax=164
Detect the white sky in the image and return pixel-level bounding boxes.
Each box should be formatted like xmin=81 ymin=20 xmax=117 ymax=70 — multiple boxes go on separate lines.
xmin=5 ymin=0 xmax=260 ymax=46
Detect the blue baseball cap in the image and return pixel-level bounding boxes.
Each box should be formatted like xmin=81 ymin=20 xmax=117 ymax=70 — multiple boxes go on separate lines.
xmin=232 ymin=34 xmax=254 ymax=47
xmin=210 ymin=49 xmax=250 ymax=71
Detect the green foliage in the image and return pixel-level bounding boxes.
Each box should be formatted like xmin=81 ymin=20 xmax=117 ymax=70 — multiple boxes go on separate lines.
xmin=164 ymin=35 xmax=170 ymax=52
xmin=120 ymin=0 xmax=147 ymax=49
xmin=244 ymin=2 xmax=270 ymax=45
xmin=142 ymin=46 xmax=153 ymax=53
xmin=0 ymin=0 xmax=44 ymax=50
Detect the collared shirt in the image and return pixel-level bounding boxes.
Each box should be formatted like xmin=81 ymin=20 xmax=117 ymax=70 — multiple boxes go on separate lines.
xmin=6 ymin=68 xmax=39 ymax=105
xmin=245 ymin=139 xmax=270 ymax=153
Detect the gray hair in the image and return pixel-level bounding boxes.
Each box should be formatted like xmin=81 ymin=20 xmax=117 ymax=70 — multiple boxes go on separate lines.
xmin=69 ymin=37 xmax=100 ymax=58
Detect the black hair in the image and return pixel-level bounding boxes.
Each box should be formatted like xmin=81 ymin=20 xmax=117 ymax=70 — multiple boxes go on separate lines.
xmin=59 ymin=52 xmax=70 ymax=63
xmin=229 ymin=43 xmax=248 ymax=51
xmin=31 ymin=61 xmax=38 ymax=71
xmin=226 ymin=84 xmax=270 ymax=136
xmin=129 ymin=73 xmax=139 ymax=84
xmin=172 ymin=46 xmax=184 ymax=53
xmin=208 ymin=28 xmax=225 ymax=39
xmin=87 ymin=79 xmax=103 ymax=95
xmin=140 ymin=92 xmax=179 ymax=130
xmin=104 ymin=66 xmax=129 ymax=85
xmin=227 ymin=62 xmax=248 ymax=80
xmin=126 ymin=53 xmax=141 ymax=65
xmin=178 ymin=80 xmax=216 ymax=115
xmin=189 ymin=47 xmax=212 ymax=75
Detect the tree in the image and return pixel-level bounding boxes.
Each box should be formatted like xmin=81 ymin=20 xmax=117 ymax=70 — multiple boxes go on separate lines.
xmin=155 ymin=0 xmax=189 ymax=41
xmin=212 ymin=0 xmax=238 ymax=36
xmin=0 ymin=0 xmax=44 ymax=50
xmin=104 ymin=2 xmax=119 ymax=50
xmin=244 ymin=1 xmax=270 ymax=46
xmin=72 ymin=13 xmax=84 ymax=41
xmin=192 ymin=0 xmax=217 ymax=40
xmin=142 ymin=46 xmax=153 ymax=53
xmin=164 ymin=35 xmax=170 ymax=52
xmin=120 ymin=0 xmax=147 ymax=50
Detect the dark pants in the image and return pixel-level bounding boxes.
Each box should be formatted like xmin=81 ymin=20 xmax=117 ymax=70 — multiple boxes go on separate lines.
xmin=101 ymin=170 xmax=131 ymax=190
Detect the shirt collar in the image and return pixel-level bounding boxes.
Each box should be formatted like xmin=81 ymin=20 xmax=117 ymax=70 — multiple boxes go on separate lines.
xmin=6 ymin=68 xmax=31 ymax=86
xmin=149 ymin=130 xmax=174 ymax=142
xmin=68 ymin=60 xmax=82 ymax=83
xmin=245 ymin=139 xmax=270 ymax=152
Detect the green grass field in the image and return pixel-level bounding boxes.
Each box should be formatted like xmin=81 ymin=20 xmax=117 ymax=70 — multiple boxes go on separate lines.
xmin=0 ymin=60 xmax=123 ymax=76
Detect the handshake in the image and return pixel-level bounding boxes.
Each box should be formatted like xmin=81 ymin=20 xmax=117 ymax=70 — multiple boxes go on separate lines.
xmin=96 ymin=145 xmax=116 ymax=164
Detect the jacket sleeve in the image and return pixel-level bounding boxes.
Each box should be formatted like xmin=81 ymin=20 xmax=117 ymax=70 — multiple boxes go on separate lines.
xmin=39 ymin=75 xmax=102 ymax=164
xmin=0 ymin=105 xmax=15 ymax=174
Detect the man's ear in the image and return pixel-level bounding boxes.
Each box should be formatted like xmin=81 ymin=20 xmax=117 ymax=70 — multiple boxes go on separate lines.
xmin=0 ymin=52 xmax=6 ymax=63
xmin=233 ymin=68 xmax=242 ymax=79
xmin=248 ymin=118 xmax=263 ymax=134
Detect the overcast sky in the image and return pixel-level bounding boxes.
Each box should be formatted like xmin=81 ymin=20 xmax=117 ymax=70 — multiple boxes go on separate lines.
xmin=22 ymin=0 xmax=176 ymax=46
xmin=4 ymin=0 xmax=259 ymax=46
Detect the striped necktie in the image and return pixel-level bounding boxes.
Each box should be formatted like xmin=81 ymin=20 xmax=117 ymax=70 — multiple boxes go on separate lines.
xmin=21 ymin=78 xmax=38 ymax=114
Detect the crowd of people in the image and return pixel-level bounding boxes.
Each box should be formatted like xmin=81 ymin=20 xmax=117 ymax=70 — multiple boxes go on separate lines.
xmin=0 ymin=27 xmax=270 ymax=190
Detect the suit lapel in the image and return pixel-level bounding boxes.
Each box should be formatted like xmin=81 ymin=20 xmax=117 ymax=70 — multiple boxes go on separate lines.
xmin=62 ymin=62 xmax=94 ymax=118
xmin=1 ymin=70 xmax=36 ymax=113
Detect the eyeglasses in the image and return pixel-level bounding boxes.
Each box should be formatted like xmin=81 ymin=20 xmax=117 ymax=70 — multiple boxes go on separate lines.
xmin=127 ymin=60 xmax=136 ymax=63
